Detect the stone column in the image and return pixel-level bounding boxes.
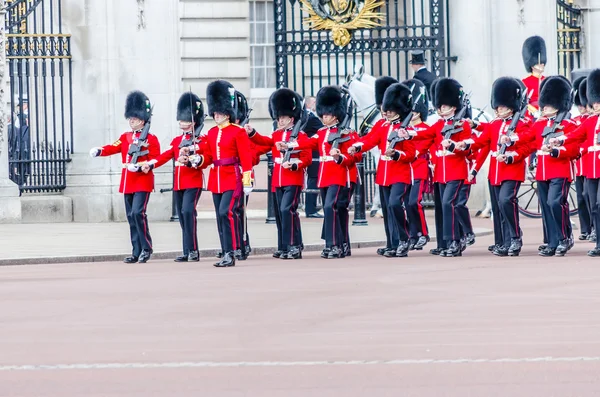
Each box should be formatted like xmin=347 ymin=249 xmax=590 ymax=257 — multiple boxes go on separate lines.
xmin=0 ymin=7 xmax=22 ymax=223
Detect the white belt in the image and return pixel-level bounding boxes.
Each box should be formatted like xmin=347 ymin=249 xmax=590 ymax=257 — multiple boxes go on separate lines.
xmin=320 ymin=156 xmax=335 ymax=162
xmin=536 ymin=150 xmax=550 ymax=156
xmin=275 ymin=157 xmax=301 ymax=165
xmin=380 ymin=155 xmax=393 ymax=161
xmin=588 ymin=146 xmax=600 ymax=152
xmin=435 ymin=150 xmax=455 ymax=157
xmin=491 ymin=151 xmax=517 ymax=157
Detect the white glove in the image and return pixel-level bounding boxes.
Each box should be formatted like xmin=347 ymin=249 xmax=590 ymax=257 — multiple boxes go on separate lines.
xmin=243 ymin=186 xmax=253 ymax=195
xmin=127 ymin=164 xmax=141 ymax=173
xmin=89 ymin=147 xmax=101 ymax=158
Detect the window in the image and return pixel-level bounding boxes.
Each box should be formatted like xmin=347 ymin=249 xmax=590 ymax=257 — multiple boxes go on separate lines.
xmin=249 ymin=1 xmax=276 ymax=91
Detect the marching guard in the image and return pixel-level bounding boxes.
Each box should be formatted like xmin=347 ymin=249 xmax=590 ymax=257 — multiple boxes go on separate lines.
xmin=556 ymin=69 xmax=600 ymax=256
xmin=143 ymin=92 xmax=209 ymax=262
xmin=401 ymin=79 xmax=433 ymax=251
xmin=421 ymin=78 xmax=473 ymax=257
xmin=204 ymin=80 xmax=254 ymax=267
xmin=521 ymin=76 xmax=578 ymax=256
xmin=457 ymin=77 xmax=531 ymax=256
xmin=278 ymin=85 xmax=360 ymax=259
xmin=245 ymin=88 xmax=312 ymax=259
xmin=521 ymin=36 xmax=547 ymax=117
xmin=89 ymin=91 xmax=160 ymax=264
xmin=572 ymin=76 xmax=593 ymax=241
xmin=349 ymin=83 xmax=416 ymax=257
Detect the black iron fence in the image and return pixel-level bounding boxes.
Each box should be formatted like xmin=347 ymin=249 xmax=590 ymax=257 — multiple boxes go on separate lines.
xmin=556 ymin=0 xmax=582 ymax=78
xmin=6 ymin=0 xmax=74 ymax=194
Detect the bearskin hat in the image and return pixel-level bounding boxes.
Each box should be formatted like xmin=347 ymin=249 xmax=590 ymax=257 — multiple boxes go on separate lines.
xmin=402 ymin=78 xmax=428 ymax=121
xmin=434 ymin=78 xmax=463 ymax=111
xmin=382 ymin=83 xmax=412 ymax=120
xmin=572 ymin=76 xmax=586 ymax=107
xmin=316 ymin=85 xmax=347 ymax=121
xmin=234 ymin=91 xmax=249 ymax=124
xmin=375 ymin=76 xmax=398 ymax=107
xmin=539 ymin=75 xmax=572 ymax=113
xmin=522 ymin=36 xmax=547 ymax=73
xmin=586 ymin=69 xmax=600 ymax=106
xmin=124 ymin=91 xmax=152 ymax=122
xmin=579 ymin=78 xmax=589 ymax=108
xmin=177 ymin=92 xmax=204 ymax=127
xmin=491 ymin=77 xmax=522 ymax=113
xmin=206 ymin=80 xmax=236 ymax=120
xmin=269 ymin=88 xmax=303 ymax=121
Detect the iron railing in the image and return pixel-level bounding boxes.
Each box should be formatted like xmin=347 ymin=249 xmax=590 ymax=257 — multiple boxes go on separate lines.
xmin=556 ymin=0 xmax=582 ymax=78
xmin=6 ymin=0 xmax=74 ymax=194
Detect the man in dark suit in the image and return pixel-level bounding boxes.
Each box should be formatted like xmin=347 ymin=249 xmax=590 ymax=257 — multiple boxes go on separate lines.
xmin=410 ymin=50 xmax=436 ymax=95
xmin=303 ymin=96 xmax=324 ymax=218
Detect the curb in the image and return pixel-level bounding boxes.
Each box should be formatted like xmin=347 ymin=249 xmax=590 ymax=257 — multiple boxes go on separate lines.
xmin=0 ymin=229 xmax=493 ymax=266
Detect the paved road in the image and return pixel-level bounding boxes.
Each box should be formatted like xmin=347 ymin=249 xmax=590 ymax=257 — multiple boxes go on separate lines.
xmin=1 ymin=227 xmax=600 ymax=396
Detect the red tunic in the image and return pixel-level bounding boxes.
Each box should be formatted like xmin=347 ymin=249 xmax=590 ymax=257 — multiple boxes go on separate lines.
xmin=152 ymin=133 xmax=211 ymax=191
xmin=419 ymin=119 xmax=473 ymax=183
xmin=572 ymin=114 xmax=589 ymax=177
xmin=565 ymin=115 xmax=600 ymax=179
xmin=100 ymin=131 xmax=160 ymax=194
xmin=469 ymin=118 xmax=531 ymax=186
xmin=520 ymin=117 xmax=579 ymax=181
xmin=411 ymin=121 xmax=434 ymax=181
xmin=355 ymin=120 xmax=416 ymax=186
xmin=202 ymin=123 xmax=253 ymax=194
xmin=522 ymin=74 xmax=546 ymax=112
xmin=249 ymin=128 xmax=312 ymax=189
xmin=294 ymin=125 xmax=360 ymax=188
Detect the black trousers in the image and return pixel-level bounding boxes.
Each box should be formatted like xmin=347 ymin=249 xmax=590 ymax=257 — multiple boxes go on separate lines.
xmin=585 ymin=178 xmax=600 ymax=248
xmin=381 ymin=183 xmax=410 ymax=247
xmin=320 ymin=184 xmax=348 ymax=248
xmin=585 ymin=178 xmax=597 ymax=233
xmin=213 ymin=190 xmax=243 ymax=253
xmin=490 ymin=181 xmax=522 ymax=247
xmin=405 ymin=178 xmax=429 ymax=239
xmin=380 ymin=185 xmax=392 ymax=249
xmin=433 ymin=182 xmax=446 ymax=249
xmin=537 ymin=178 xmax=571 ymax=248
xmin=439 ymin=180 xmax=464 ymax=244
xmin=305 ymin=175 xmax=319 ymax=215
xmin=124 ymin=192 xmax=153 ymax=257
xmin=174 ymin=188 xmax=202 ymax=255
xmin=576 ymin=176 xmax=592 ymax=235
xmin=233 ymin=195 xmax=250 ymax=253
xmin=275 ymin=185 xmax=303 ymax=250
xmin=456 ymin=183 xmax=473 ymax=236
xmin=337 ymin=183 xmax=355 ymax=247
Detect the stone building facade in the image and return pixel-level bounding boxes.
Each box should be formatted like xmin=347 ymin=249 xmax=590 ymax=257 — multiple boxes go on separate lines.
xmin=0 ymin=0 xmax=597 ymax=222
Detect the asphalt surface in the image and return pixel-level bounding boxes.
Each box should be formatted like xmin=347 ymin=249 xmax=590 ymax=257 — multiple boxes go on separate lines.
xmin=1 ymin=226 xmax=600 ymax=396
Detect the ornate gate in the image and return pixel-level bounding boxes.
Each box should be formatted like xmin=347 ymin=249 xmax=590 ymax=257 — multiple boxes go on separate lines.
xmin=5 ymin=0 xmax=73 ymax=194
xmin=274 ymin=0 xmax=451 ymax=94
xmin=556 ymin=0 xmax=582 ymax=78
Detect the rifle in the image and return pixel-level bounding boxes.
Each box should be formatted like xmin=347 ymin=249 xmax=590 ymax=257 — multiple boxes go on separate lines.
xmin=327 ymin=92 xmax=355 ymax=150
xmin=387 ymin=84 xmax=426 ymax=149
xmin=541 ymin=108 xmax=569 ymax=146
xmin=283 ymin=104 xmax=309 ymax=163
xmin=440 ymin=92 xmax=471 ymax=141
xmin=127 ymin=105 xmax=154 ymax=165
xmin=498 ymin=89 xmax=531 ymax=155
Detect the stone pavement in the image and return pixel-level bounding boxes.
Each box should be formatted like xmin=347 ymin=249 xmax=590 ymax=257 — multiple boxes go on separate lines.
xmin=0 ymin=213 xmax=493 ymax=265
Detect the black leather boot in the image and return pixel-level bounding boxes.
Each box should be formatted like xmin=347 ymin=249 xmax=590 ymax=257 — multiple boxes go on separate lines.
xmin=376 ymin=247 xmax=387 ymax=256
xmin=123 ymin=256 xmax=138 ymax=264
xmin=507 ymin=238 xmax=522 ymax=257
xmin=384 ymin=248 xmax=397 ymax=258
xmin=396 ymin=241 xmax=409 ymax=257
xmin=443 ymin=241 xmax=462 ymax=257
xmin=413 ymin=235 xmax=430 ymax=250
xmin=465 ymin=233 xmax=476 ymax=246
xmin=327 ymin=246 xmax=343 ymax=259
xmin=174 ymin=253 xmax=188 ymax=262
xmin=286 ymin=246 xmax=302 ymax=259
xmin=188 ymin=251 xmax=200 ymax=262
xmin=138 ymin=249 xmax=152 ymax=263
xmin=321 ymin=248 xmax=331 ymax=258
xmin=429 ymin=247 xmax=445 ymax=256
xmin=555 ymin=239 xmax=569 ymax=257
xmin=588 ymin=247 xmax=600 ymax=257
xmin=214 ymin=251 xmax=235 ymax=267
xmin=408 ymin=238 xmax=416 ymax=251
xmin=493 ymin=245 xmax=509 ymax=257
xmin=234 ymin=249 xmax=246 ymax=261
xmin=216 ymin=252 xmax=223 ymax=259
xmin=273 ymin=250 xmax=284 ymax=258
xmin=244 ymin=245 xmax=252 ymax=257
xmin=342 ymin=243 xmax=351 ymax=257
xmin=488 ymin=244 xmax=499 ymax=252
xmin=539 ymin=246 xmax=556 ymax=257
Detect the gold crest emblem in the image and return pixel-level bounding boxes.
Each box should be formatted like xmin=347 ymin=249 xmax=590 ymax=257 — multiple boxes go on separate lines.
xmin=299 ymin=0 xmax=385 ymax=47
